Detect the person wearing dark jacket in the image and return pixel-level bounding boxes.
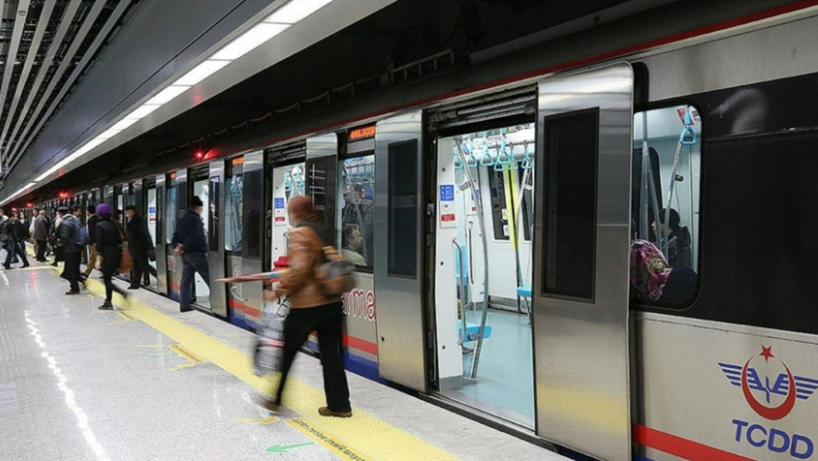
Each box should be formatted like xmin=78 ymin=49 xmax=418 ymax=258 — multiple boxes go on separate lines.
xmin=95 ymin=204 xmax=127 ymax=310
xmin=34 ymin=210 xmax=49 ymax=262
xmin=83 ymin=205 xmax=101 ymax=278
xmin=261 ymin=196 xmax=351 ymax=418
xmin=2 ymin=213 xmax=30 ymax=269
xmin=124 ymin=206 xmax=154 ymax=289
xmin=58 ymin=206 xmax=83 ymax=295
xmin=171 ymin=196 xmax=210 ymax=312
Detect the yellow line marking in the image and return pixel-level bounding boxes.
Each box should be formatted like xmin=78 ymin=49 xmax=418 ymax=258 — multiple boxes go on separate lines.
xmin=79 ymin=275 xmax=461 ymax=461
xmin=234 ymin=416 xmax=279 ymax=425
xmin=168 ymin=343 xmax=205 ymax=364
xmin=287 ymin=418 xmax=374 ymax=461
xmin=168 ymin=363 xmax=197 ymax=371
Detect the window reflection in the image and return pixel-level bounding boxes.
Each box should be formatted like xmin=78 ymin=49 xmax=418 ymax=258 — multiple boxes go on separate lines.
xmin=339 ymin=155 xmax=374 ymax=268
xmin=225 ymin=174 xmax=243 ymax=253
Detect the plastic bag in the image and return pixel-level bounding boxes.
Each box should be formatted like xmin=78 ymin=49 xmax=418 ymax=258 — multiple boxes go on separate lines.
xmin=252 ymin=298 xmax=288 ymax=376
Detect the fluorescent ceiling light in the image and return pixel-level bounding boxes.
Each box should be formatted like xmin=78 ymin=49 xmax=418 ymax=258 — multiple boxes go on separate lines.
xmin=211 ymin=23 xmax=290 ymax=60
xmin=175 ymin=59 xmax=231 ymax=86
xmin=145 ymin=85 xmax=191 ymax=106
xmin=266 ymin=0 xmax=333 ymax=24
xmin=97 ymin=127 xmax=123 ymax=140
xmin=126 ymin=104 xmax=161 ymax=120
xmin=111 ymin=118 xmax=139 ymax=131
xmin=24 ymin=182 xmax=36 ymax=189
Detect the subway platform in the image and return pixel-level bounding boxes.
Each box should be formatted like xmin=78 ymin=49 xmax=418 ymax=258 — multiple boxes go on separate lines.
xmin=0 ymin=259 xmax=569 ymax=461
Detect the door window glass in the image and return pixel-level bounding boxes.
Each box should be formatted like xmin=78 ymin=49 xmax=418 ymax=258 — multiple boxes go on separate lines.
xmin=339 ymin=155 xmax=375 ymax=269
xmin=630 ymin=105 xmax=702 ymax=306
xmin=165 ymin=186 xmax=176 ymax=245
xmin=225 ymin=174 xmax=244 ymax=252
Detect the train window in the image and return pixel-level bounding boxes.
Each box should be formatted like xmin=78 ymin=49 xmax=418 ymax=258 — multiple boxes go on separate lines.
xmin=338 ymin=155 xmax=375 ymax=269
xmin=225 ymin=174 xmax=244 ymax=252
xmin=631 ymin=105 xmax=701 ymax=307
xmin=165 ymin=185 xmax=176 ymax=245
xmin=388 ymin=141 xmax=418 ymax=278
xmin=542 ymin=108 xmax=599 ymax=300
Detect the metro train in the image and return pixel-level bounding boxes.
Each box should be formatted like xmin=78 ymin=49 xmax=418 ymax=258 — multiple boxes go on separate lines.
xmin=22 ymin=5 xmax=818 ymax=461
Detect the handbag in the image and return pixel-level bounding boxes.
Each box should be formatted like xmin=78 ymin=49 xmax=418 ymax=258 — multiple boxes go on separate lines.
xmin=252 ymin=297 xmax=288 ymax=376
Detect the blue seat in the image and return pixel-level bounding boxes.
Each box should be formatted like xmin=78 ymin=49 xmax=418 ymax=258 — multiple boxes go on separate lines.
xmin=457 ymin=320 xmax=492 ymax=343
xmin=517 ymin=286 xmax=532 ymax=298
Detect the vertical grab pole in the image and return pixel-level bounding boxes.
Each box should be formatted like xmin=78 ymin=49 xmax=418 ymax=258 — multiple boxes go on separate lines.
xmin=452 ymin=238 xmax=468 ymax=345
xmin=455 ymin=147 xmax=490 ymax=380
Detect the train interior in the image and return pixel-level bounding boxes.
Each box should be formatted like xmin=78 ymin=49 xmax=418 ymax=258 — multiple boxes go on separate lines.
xmin=435 ymin=123 xmax=536 ymax=428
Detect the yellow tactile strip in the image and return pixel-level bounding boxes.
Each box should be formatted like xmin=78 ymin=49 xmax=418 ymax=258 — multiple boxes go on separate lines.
xmin=78 ymin=275 xmax=461 ymax=461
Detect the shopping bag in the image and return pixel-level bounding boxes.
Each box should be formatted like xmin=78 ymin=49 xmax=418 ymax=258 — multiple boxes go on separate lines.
xmin=252 ymin=299 xmax=288 ymax=376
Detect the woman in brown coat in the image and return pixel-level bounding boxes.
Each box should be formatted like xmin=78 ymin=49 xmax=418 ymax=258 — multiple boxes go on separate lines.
xmin=263 ymin=196 xmax=351 ymax=417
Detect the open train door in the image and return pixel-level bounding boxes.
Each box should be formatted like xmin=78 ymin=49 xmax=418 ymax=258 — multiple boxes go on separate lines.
xmin=532 ymin=63 xmax=633 ymax=460
xmin=374 ymin=111 xmax=427 ymax=391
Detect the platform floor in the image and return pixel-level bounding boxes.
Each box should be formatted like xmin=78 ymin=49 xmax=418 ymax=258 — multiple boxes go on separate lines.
xmin=0 ymin=258 xmax=569 ymax=461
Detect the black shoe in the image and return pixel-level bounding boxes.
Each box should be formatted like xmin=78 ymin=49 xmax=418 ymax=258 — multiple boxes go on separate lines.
xmin=2 ymin=265 xmax=10 ymax=270
xmin=65 ymin=290 xmax=80 ymax=296
xmin=22 ymin=264 xmax=30 ymax=268
xmin=180 ymin=306 xmax=194 ymax=313
xmin=127 ymin=285 xmax=140 ymax=290
xmin=98 ymin=302 xmax=113 ymax=310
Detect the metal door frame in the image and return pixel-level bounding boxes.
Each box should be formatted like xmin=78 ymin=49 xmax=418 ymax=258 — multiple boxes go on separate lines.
xmin=155 ymin=174 xmax=169 ymax=295
xmin=532 ymin=63 xmax=634 ymax=461
xmin=208 ymin=160 xmax=227 ymax=317
xmin=373 ymin=110 xmax=427 ymax=391
xmin=240 ymin=150 xmax=265 ymax=317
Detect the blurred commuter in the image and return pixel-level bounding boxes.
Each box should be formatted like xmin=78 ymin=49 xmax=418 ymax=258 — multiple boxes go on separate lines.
xmin=34 ymin=209 xmax=49 ymax=262
xmin=51 ymin=209 xmax=65 ymax=267
xmin=2 ymin=213 xmax=30 ymax=269
xmin=630 ymin=239 xmax=696 ymax=305
xmin=83 ymin=205 xmax=100 ymax=278
xmin=59 ymin=206 xmax=83 ymax=295
xmin=125 ymin=205 xmax=154 ymax=289
xmin=341 ymin=224 xmax=365 ymax=266
xmin=171 ymin=196 xmax=210 ymax=312
xmin=263 ymin=195 xmax=351 ymax=418
xmin=95 ymin=204 xmax=127 ymax=310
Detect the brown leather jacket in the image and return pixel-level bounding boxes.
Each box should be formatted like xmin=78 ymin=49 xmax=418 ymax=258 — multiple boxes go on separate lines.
xmin=277 ymin=224 xmax=338 ymax=308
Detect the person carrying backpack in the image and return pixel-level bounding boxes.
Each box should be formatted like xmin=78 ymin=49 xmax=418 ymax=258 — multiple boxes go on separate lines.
xmin=260 ymin=195 xmax=352 ymax=418
xmin=58 ymin=206 xmax=84 ymax=294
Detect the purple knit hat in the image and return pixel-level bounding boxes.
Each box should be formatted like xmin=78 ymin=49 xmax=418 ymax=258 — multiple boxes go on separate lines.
xmin=96 ymin=203 xmax=113 ymax=219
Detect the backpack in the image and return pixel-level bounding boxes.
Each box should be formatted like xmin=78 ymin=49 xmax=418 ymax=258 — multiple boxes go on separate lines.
xmin=76 ymin=225 xmax=90 ymax=247
xmin=315 ymin=246 xmax=356 ymax=296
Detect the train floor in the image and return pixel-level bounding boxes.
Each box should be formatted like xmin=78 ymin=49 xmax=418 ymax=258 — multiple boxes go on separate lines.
xmin=0 ymin=257 xmax=568 ymax=461
xmin=444 ymin=308 xmax=534 ymax=428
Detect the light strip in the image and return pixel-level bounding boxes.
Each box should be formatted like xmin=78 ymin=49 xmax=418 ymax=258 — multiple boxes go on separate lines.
xmin=211 ymin=23 xmax=290 ymax=60
xmin=22 ymin=0 xmax=337 ymax=199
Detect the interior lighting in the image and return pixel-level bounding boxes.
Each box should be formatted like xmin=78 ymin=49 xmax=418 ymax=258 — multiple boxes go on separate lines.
xmin=211 ymin=23 xmax=290 ymax=60
xmin=145 ymin=85 xmax=191 ymax=106
xmin=174 ymin=59 xmax=231 ymax=86
xmin=266 ymin=0 xmax=333 ymax=24
xmin=125 ymin=104 xmax=160 ymax=120
xmin=97 ymin=127 xmax=123 ymax=141
xmin=110 ymin=117 xmax=139 ymax=132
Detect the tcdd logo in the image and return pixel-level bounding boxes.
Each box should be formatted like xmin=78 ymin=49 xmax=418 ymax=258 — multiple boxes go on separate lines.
xmin=720 ymin=346 xmax=818 ymax=459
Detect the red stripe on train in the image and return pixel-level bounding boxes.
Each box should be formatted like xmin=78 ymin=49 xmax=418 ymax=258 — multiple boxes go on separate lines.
xmin=634 ymin=424 xmax=756 ymax=461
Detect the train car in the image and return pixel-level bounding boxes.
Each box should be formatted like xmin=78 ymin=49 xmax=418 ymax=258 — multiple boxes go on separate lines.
xmin=33 ymin=5 xmax=818 ymax=461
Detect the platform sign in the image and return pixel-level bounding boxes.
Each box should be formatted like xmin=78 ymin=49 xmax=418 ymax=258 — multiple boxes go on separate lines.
xmin=439 ymin=184 xmax=456 ymax=228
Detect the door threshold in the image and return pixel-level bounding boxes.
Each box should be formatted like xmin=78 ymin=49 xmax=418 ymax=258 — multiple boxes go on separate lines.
xmin=419 ymin=393 xmax=555 ymax=451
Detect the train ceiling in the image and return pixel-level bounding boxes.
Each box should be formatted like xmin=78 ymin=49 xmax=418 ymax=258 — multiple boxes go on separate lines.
xmin=0 ymin=0 xmax=136 ymax=178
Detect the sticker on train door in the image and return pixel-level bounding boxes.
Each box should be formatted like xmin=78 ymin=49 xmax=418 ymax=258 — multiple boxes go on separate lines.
xmin=274 ymin=197 xmax=286 ymax=226
xmin=439 ymin=185 xmax=456 ymax=228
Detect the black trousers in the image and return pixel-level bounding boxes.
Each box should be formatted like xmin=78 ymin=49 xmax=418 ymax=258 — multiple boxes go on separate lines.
xmin=36 ymin=240 xmax=47 ymax=261
xmin=273 ymin=302 xmax=350 ymax=412
xmin=102 ymin=252 xmax=125 ymax=303
xmin=62 ymin=251 xmax=81 ymax=292
xmin=130 ymin=252 xmax=150 ymax=287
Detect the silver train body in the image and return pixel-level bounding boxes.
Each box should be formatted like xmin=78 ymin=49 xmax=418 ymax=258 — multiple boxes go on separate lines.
xmin=33 ymin=5 xmax=818 ymax=460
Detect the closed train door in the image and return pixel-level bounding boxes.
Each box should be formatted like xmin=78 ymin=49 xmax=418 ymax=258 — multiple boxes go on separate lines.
xmin=154 ymin=174 xmax=169 ymax=295
xmin=532 ymin=63 xmax=634 ymax=460
xmin=373 ymin=111 xmax=426 ymax=391
xmin=207 ymin=160 xmax=227 ymax=318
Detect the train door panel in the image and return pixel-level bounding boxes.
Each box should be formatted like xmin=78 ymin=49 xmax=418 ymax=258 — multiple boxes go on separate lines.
xmin=145 ymin=178 xmax=159 ymax=291
xmin=225 ymin=155 xmax=249 ymax=329
xmin=337 ymin=129 xmax=378 ymax=379
xmin=190 ymin=166 xmax=211 ymax=310
xmin=269 ymin=161 xmax=305 ymax=265
xmin=240 ymin=151 xmax=265 ymax=326
xmin=373 ymin=111 xmax=426 ymax=391
xmin=208 ymin=161 xmax=227 ymax=318
xmin=165 ymin=171 xmax=185 ymax=301
xmin=532 ymin=63 xmax=633 ymax=461
xmin=155 ymin=174 xmax=169 ymax=295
